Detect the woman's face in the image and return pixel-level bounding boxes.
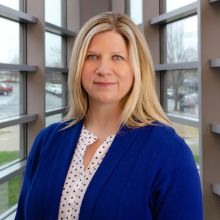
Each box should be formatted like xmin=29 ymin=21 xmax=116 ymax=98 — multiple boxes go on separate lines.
xmin=81 ymin=31 xmax=134 ymax=107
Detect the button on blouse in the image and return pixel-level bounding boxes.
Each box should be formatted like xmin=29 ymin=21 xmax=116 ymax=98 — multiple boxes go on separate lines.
xmin=58 ymin=125 xmax=115 ymax=220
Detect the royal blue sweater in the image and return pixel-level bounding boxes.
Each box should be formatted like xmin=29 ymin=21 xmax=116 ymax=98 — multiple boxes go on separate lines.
xmin=15 ymin=120 xmax=203 ymax=220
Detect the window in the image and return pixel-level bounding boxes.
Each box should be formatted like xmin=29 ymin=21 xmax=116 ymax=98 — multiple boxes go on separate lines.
xmin=158 ymin=0 xmax=199 ymax=164
xmin=174 ymin=122 xmax=199 ymax=166
xmin=45 ymin=0 xmax=62 ymax=26
xmin=126 ymin=0 xmax=143 ymax=25
xmin=0 ymin=0 xmax=75 ymax=217
xmin=45 ymin=73 xmax=66 ymax=111
xmin=45 ymin=0 xmax=68 ymax=125
xmin=0 ymin=72 xmax=23 ymax=119
xmin=0 ymin=18 xmax=20 ymax=64
xmin=0 ymin=0 xmax=19 ymax=10
xmin=162 ymin=16 xmax=198 ymax=63
xmin=0 ymin=175 xmax=22 ymax=215
xmin=162 ymin=0 xmax=197 ymax=12
xmin=162 ymin=70 xmax=198 ymax=117
xmin=45 ymin=32 xmax=63 ymax=68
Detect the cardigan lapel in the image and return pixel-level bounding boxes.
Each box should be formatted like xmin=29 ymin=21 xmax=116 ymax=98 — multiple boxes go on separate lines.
xmin=79 ymin=125 xmax=138 ymax=220
xmin=45 ymin=120 xmax=84 ymax=219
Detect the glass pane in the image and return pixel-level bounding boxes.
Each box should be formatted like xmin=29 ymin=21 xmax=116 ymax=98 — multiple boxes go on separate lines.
xmin=45 ymin=0 xmax=62 ymax=26
xmin=0 ymin=174 xmax=22 ymax=215
xmin=129 ymin=0 xmax=142 ymax=24
xmin=163 ymin=16 xmax=198 ymax=63
xmin=164 ymin=0 xmax=196 ymax=12
xmin=0 ymin=0 xmax=19 ymax=10
xmin=45 ymin=32 xmax=63 ymax=67
xmin=0 ymin=18 xmax=20 ymax=64
xmin=162 ymin=70 xmax=199 ymax=118
xmin=174 ymin=123 xmax=199 ymax=166
xmin=0 ymin=125 xmax=21 ymax=168
xmin=45 ymin=73 xmax=66 ymax=111
xmin=0 ymin=72 xmax=22 ymax=119
xmin=46 ymin=114 xmax=63 ymax=126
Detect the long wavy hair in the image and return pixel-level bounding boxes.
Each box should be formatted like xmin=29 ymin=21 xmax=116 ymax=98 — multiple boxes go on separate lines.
xmin=64 ymin=11 xmax=171 ymax=128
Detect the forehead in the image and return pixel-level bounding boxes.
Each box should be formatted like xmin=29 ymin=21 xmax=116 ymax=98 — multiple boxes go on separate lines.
xmin=87 ymin=31 xmax=128 ymax=52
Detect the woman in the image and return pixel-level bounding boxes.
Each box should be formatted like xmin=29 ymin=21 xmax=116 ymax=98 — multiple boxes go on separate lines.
xmin=15 ymin=12 xmax=203 ymax=220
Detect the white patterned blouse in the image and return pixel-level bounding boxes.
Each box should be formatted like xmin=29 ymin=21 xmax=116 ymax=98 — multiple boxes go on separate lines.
xmin=58 ymin=125 xmax=115 ymax=220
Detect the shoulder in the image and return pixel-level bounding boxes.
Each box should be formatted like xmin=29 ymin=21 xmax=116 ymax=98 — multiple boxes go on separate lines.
xmin=134 ymin=122 xmax=195 ymax=170
xmin=31 ymin=120 xmax=82 ymax=155
xmin=136 ymin=121 xmax=184 ymax=148
xmin=36 ymin=119 xmax=80 ymax=141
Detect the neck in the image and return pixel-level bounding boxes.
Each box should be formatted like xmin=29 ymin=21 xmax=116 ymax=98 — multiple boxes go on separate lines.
xmin=84 ymin=102 xmax=122 ymax=140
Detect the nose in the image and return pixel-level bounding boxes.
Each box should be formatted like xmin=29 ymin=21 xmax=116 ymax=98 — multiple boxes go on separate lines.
xmin=95 ymin=58 xmax=113 ymax=76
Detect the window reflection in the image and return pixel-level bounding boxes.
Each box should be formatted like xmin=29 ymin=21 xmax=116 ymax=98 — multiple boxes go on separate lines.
xmin=128 ymin=0 xmax=142 ymax=24
xmin=163 ymin=16 xmax=198 ymax=63
xmin=45 ymin=73 xmax=65 ymax=111
xmin=0 ymin=0 xmax=19 ymax=10
xmin=162 ymin=70 xmax=199 ymax=117
xmin=46 ymin=114 xmax=63 ymax=126
xmin=164 ymin=0 xmax=197 ymax=12
xmin=0 ymin=125 xmax=21 ymax=168
xmin=45 ymin=0 xmax=62 ymax=26
xmin=0 ymin=72 xmax=21 ymax=119
xmin=0 ymin=18 xmax=20 ymax=64
xmin=173 ymin=123 xmax=199 ymax=165
xmin=45 ymin=32 xmax=63 ymax=67
xmin=0 ymin=175 xmax=21 ymax=215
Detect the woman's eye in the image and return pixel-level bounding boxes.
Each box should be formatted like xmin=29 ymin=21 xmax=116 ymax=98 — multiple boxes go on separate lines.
xmin=86 ymin=54 xmax=97 ymax=60
xmin=113 ymin=55 xmax=124 ymax=61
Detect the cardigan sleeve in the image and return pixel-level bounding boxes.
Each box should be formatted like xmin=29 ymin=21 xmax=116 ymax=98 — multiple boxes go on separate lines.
xmin=14 ymin=128 xmax=47 ymax=220
xmin=152 ymin=138 xmax=203 ymax=220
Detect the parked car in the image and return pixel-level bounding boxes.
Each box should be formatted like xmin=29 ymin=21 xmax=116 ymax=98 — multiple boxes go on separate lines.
xmin=180 ymin=93 xmax=198 ymax=111
xmin=0 ymin=83 xmax=13 ymax=95
xmin=46 ymin=83 xmax=62 ymax=96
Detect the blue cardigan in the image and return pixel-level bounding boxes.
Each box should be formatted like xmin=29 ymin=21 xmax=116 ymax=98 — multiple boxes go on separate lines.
xmin=15 ymin=120 xmax=203 ymax=220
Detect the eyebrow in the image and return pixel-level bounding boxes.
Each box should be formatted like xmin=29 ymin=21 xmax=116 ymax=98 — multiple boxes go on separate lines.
xmin=86 ymin=50 xmax=126 ymax=54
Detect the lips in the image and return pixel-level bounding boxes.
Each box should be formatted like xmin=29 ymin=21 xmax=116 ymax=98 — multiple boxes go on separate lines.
xmin=93 ymin=81 xmax=116 ymax=87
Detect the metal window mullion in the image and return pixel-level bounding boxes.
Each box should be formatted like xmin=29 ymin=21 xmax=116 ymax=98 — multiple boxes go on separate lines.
xmin=209 ymin=0 xmax=220 ymax=3
xmin=150 ymin=2 xmax=198 ymax=25
xmin=45 ymin=107 xmax=67 ymax=117
xmin=0 ymin=114 xmax=38 ymax=129
xmin=0 ymin=204 xmax=17 ymax=220
xmin=45 ymin=67 xmax=68 ymax=73
xmin=0 ymin=63 xmax=37 ymax=72
xmin=0 ymin=4 xmax=37 ymax=23
xmin=155 ymin=62 xmax=198 ymax=71
xmin=0 ymin=160 xmax=26 ymax=184
xmin=45 ymin=22 xmax=76 ymax=37
xmin=209 ymin=59 xmax=220 ymax=68
xmin=167 ymin=113 xmax=199 ymax=127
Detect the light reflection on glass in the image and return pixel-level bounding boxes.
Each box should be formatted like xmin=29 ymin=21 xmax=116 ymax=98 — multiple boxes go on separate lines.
xmin=165 ymin=0 xmax=196 ymax=12
xmin=0 ymin=72 xmax=21 ymax=119
xmin=0 ymin=175 xmax=21 ymax=215
xmin=0 ymin=0 xmax=19 ymax=10
xmin=45 ymin=73 xmax=64 ymax=111
xmin=46 ymin=114 xmax=63 ymax=126
xmin=45 ymin=0 xmax=62 ymax=26
xmin=129 ymin=0 xmax=142 ymax=24
xmin=0 ymin=18 xmax=20 ymax=64
xmin=173 ymin=122 xmax=199 ymax=165
xmin=0 ymin=125 xmax=20 ymax=168
xmin=164 ymin=16 xmax=198 ymax=63
xmin=45 ymin=32 xmax=63 ymax=67
xmin=162 ymin=70 xmax=199 ymax=118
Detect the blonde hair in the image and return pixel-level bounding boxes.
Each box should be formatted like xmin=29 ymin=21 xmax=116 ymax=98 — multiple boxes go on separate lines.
xmin=65 ymin=11 xmax=172 ymax=127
